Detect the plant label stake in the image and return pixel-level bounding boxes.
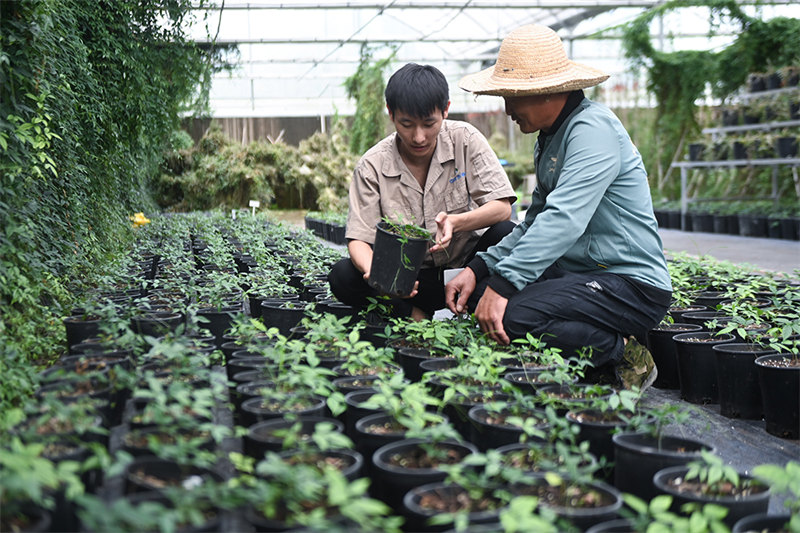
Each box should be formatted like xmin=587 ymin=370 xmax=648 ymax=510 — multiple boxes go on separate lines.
xmin=249 ymin=200 xmax=260 ymax=217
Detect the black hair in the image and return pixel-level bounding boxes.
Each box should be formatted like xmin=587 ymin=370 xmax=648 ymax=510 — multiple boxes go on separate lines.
xmin=384 ymin=63 xmax=449 ymax=118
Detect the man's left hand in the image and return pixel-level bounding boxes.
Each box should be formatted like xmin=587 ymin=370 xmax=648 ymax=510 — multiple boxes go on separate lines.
xmin=429 ymin=211 xmax=453 ymax=253
xmin=475 ymin=286 xmax=510 ymax=345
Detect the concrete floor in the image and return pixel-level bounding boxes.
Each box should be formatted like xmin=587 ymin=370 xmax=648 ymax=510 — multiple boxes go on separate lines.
xmin=659 ymin=228 xmax=799 ymax=277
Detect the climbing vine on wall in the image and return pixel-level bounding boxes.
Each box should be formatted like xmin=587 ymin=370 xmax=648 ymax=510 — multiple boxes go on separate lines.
xmin=0 ymin=0 xmax=228 ymax=408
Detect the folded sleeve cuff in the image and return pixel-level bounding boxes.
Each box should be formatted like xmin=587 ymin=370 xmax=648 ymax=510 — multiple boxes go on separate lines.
xmin=487 ymin=274 xmax=519 ymax=299
xmin=466 ymin=256 xmax=489 ymax=281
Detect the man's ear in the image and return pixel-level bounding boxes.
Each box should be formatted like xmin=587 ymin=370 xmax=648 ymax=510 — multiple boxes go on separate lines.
xmin=442 ymin=101 xmax=451 ymax=119
xmin=387 ymin=105 xmax=394 ymax=121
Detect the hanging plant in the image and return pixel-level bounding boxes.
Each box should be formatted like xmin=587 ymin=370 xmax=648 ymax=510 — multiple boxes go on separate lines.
xmin=343 ymin=44 xmax=396 ymax=156
xmin=616 ymin=1 xmax=800 ymax=198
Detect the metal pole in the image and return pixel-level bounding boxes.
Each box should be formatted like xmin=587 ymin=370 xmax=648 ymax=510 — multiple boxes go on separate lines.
xmin=680 ymin=166 xmax=688 ymax=231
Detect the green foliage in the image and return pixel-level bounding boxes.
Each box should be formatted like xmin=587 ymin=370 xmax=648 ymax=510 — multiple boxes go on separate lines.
xmin=155 ymin=120 xmax=356 ymax=212
xmin=617 ymin=1 xmax=800 ymax=198
xmin=752 ymin=461 xmax=800 ymax=515
xmin=0 ymin=0 xmax=225 ymax=409
xmin=344 ymin=45 xmax=395 ymax=155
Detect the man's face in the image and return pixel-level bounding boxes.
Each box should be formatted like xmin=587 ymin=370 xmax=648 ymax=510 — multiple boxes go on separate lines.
xmin=391 ymin=105 xmax=448 ymax=160
xmin=504 ymin=94 xmax=555 ymax=134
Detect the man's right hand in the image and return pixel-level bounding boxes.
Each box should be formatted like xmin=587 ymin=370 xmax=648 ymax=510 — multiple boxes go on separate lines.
xmin=445 ymin=267 xmax=476 ymax=315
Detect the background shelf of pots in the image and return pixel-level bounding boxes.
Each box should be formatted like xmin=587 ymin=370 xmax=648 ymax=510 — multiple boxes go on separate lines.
xmin=8 ymin=212 xmax=800 ymax=533
xmin=656 ymin=66 xmax=800 ymax=240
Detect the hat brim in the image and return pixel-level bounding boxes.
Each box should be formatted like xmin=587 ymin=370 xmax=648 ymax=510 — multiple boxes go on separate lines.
xmin=459 ymin=61 xmax=609 ymax=97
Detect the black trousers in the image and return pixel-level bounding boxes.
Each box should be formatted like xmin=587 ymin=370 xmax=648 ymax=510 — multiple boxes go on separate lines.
xmin=328 ymin=220 xmax=516 ymax=318
xmin=468 ymin=265 xmax=671 ymax=367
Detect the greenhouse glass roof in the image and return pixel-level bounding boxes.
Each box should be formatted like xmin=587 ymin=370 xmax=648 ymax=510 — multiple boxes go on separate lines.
xmin=188 ymin=1 xmax=799 ymax=117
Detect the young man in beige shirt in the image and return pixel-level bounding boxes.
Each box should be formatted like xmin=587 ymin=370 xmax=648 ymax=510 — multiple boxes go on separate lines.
xmin=328 ymin=63 xmax=516 ymax=320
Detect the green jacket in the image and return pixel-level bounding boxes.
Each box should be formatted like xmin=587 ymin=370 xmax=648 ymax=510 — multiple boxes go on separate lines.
xmin=479 ymin=98 xmax=672 ymax=292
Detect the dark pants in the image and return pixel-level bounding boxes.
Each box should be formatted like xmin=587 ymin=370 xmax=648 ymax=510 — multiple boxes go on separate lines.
xmin=468 ymin=265 xmax=671 ymax=367
xmin=328 ymin=220 xmax=516 ymax=318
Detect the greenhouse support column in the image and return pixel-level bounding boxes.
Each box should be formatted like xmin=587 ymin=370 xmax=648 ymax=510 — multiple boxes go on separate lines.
xmin=771 ymin=165 xmax=778 ymax=208
xmin=680 ymin=166 xmax=688 ymax=231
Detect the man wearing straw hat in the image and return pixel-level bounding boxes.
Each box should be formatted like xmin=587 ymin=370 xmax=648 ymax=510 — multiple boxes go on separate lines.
xmin=445 ymin=24 xmax=672 ymax=391
xmin=328 ymin=63 xmax=517 ymax=321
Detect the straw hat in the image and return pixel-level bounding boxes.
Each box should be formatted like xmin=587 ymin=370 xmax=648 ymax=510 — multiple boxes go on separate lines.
xmin=459 ymin=24 xmax=609 ymax=97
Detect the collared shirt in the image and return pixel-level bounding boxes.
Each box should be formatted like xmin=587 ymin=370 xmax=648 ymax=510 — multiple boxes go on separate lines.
xmin=476 ymin=98 xmax=673 ymax=293
xmin=346 ymin=119 xmax=516 ymax=268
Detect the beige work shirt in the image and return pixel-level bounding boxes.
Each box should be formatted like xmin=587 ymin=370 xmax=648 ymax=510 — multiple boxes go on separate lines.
xmin=346 ymin=120 xmax=516 ymax=268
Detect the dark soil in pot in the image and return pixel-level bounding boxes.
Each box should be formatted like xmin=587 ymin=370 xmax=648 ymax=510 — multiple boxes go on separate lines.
xmin=370 ymin=438 xmax=478 ymax=514
xmin=240 ymin=394 xmax=327 ymax=427
xmin=511 ymin=474 xmax=623 ymax=531
xmin=652 ymin=465 xmax=770 ymax=527
xmin=468 ymin=404 xmax=548 ymax=451
xmin=277 ymin=448 xmax=364 ymax=481
xmin=612 ymin=432 xmax=715 ymax=501
xmin=124 ymin=456 xmax=222 ymax=494
xmin=244 ymin=416 xmax=344 ymax=458
xmin=402 ymin=482 xmax=506 ymax=533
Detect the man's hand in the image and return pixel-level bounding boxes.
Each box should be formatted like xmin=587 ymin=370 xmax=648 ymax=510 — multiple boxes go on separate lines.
xmin=475 ymin=286 xmax=510 ymax=345
xmin=429 ymin=211 xmax=453 ymax=253
xmin=445 ymin=267 xmax=476 ymax=315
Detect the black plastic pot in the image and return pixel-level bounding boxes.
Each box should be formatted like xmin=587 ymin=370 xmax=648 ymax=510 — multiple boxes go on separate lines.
xmin=510 ymin=474 xmax=623 ymax=531
xmin=646 ymin=323 xmax=703 ymax=389
xmin=536 ymin=383 xmax=614 ymax=416
xmin=612 ymin=432 xmax=715 ymax=501
xmin=124 ymin=456 xmax=222 ymax=494
xmin=353 ymin=412 xmax=410 ymax=474
xmin=502 ymin=369 xmax=570 ymax=394
xmin=63 ymin=315 xmax=104 ymax=354
xmin=732 ymin=512 xmax=793 ymax=533
xmin=368 ymin=220 xmax=430 ymax=297
xmin=395 ymin=346 xmax=437 ymax=382
xmin=653 ymin=465 xmax=770 ymax=527
xmin=332 ymin=374 xmax=382 ymax=394
xmin=667 ymin=305 xmax=706 ymax=324
xmin=244 ymin=416 xmax=344 ymax=458
xmin=260 ymin=300 xmax=311 ymax=337
xmin=673 ymin=332 xmax=736 ymax=404
xmin=196 ymin=305 xmax=243 ymax=348
xmin=712 ymin=343 xmax=776 ymax=419
xmin=468 ymin=404 xmax=548 ymax=451
xmin=775 ymin=136 xmax=798 ymax=158
xmin=402 ymin=482 xmax=505 ymax=533
xmin=755 ymin=354 xmax=800 ymax=439
xmin=738 ymin=214 xmax=769 ymax=238
xmin=239 ymin=394 xmax=327 ymax=427
xmin=276 ymin=447 xmax=364 ymax=481
xmin=566 ymin=408 xmax=654 ymax=483
xmin=371 ymin=438 xmax=478 ymax=514
xmin=131 ymin=312 xmax=183 ymax=337
xmin=343 ymin=390 xmax=382 ymax=439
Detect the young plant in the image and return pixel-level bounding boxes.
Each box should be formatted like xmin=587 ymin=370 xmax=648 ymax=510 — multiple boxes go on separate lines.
xmin=621 ymin=493 xmax=729 ymax=533
xmin=230 ymin=451 xmax=402 ymax=532
xmin=752 ymin=460 xmax=800 ymax=531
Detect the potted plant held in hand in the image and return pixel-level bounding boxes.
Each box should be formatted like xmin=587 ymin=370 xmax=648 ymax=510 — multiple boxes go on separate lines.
xmin=369 ymin=218 xmax=433 ymax=297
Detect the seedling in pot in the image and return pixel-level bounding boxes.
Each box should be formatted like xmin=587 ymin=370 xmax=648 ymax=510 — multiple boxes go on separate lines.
xmin=620 ymin=493 xmax=729 ymax=533
xmin=752 ymin=460 xmax=800 ymax=531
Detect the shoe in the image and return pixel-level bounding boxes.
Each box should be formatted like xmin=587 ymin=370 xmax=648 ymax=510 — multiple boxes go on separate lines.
xmin=616 ymin=336 xmax=658 ymax=392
